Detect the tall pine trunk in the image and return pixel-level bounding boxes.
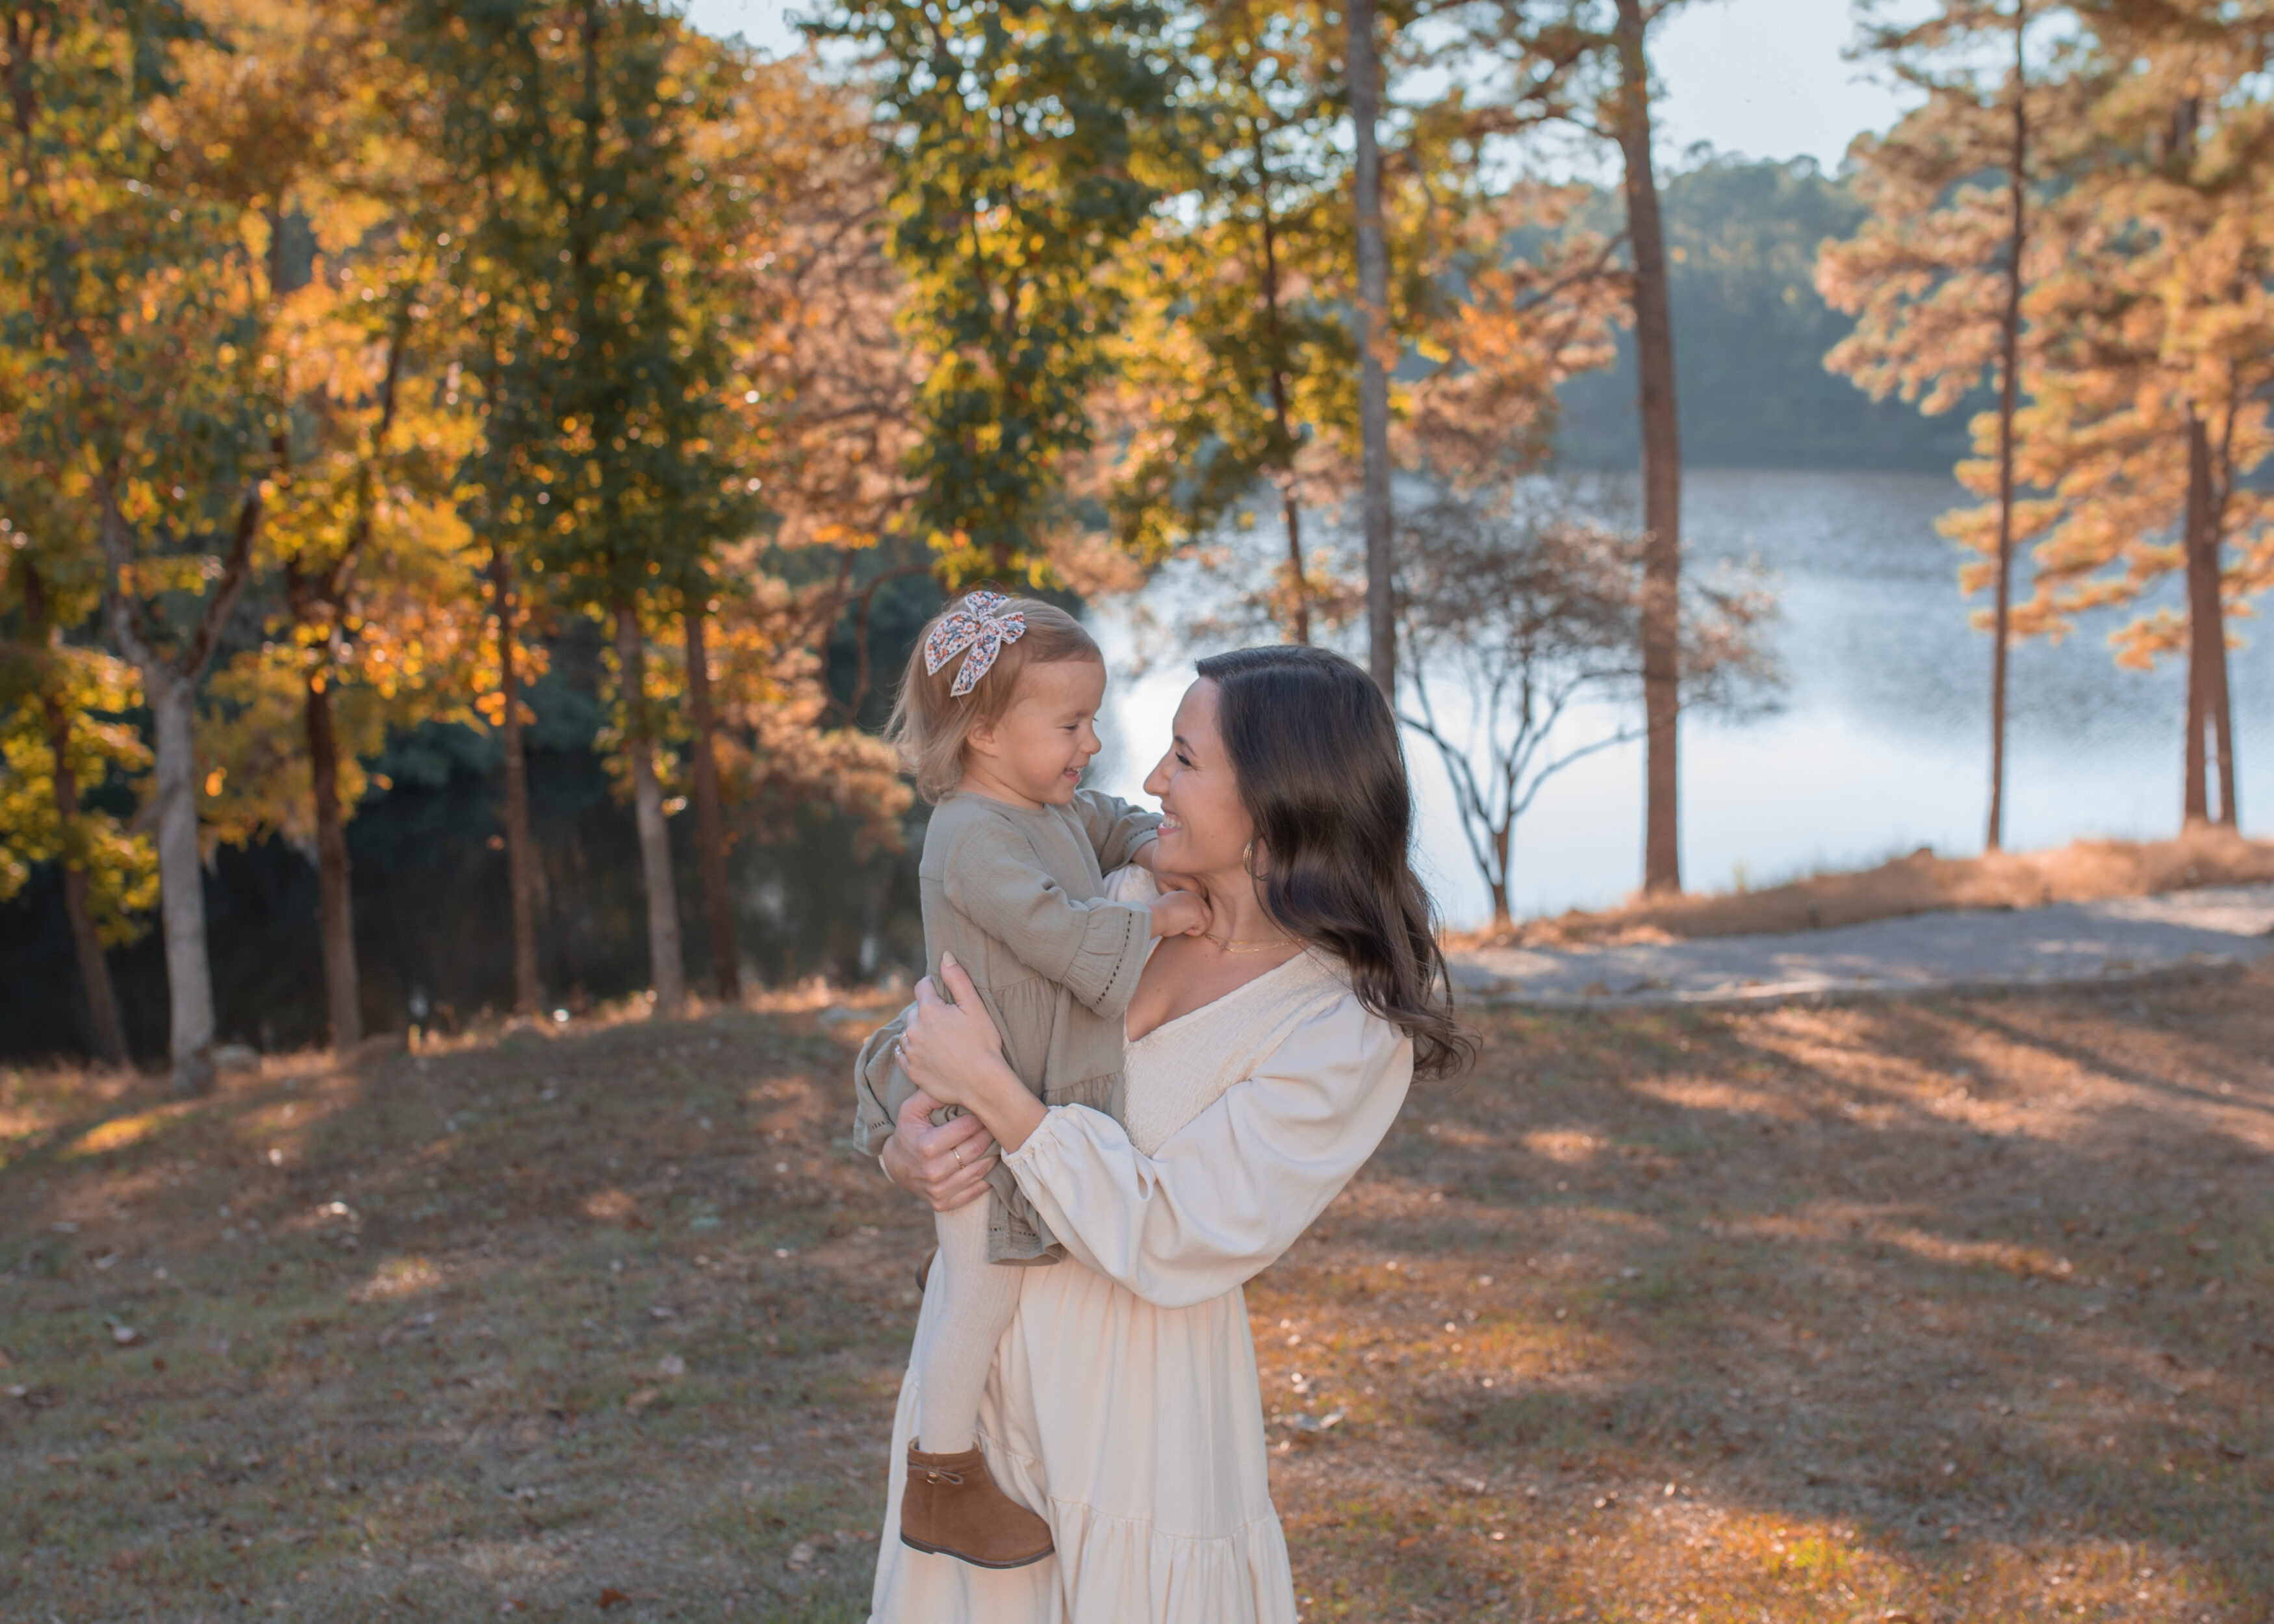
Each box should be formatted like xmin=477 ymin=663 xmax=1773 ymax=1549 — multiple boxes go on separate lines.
xmin=615 ymin=595 xmax=684 ymax=1017
xmin=303 ymin=670 xmax=362 ymax=1048
xmin=1986 ymin=10 xmax=2030 ymax=852
xmin=2182 ymin=414 xmax=2236 ymax=826
xmin=147 ymin=670 xmax=217 ymax=1092
xmin=1256 ymin=136 xmax=1310 ymax=646
xmin=40 ymin=689 xmax=128 ymax=1065
xmin=1350 ymin=0 xmax=1394 ymax=695
xmin=682 ymin=594 xmax=738 ymax=1003
xmin=490 ymin=543 xmax=541 ymax=1015
xmin=1613 ymin=0 xmax=1682 ymax=894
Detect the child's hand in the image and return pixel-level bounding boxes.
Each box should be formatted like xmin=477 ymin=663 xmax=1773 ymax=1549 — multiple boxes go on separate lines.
xmin=1149 ymin=889 xmax=1211 ymax=941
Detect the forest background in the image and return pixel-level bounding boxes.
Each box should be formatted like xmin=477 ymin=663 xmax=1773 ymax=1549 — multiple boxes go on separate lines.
xmin=3 ymin=0 xmax=2268 ymax=1078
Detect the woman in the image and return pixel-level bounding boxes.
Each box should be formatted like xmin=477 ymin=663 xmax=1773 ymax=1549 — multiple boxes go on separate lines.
xmin=871 ymin=645 xmax=1470 ymax=1623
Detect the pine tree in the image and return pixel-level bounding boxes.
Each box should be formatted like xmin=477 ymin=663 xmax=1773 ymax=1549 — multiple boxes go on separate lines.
xmin=2006 ymin=2 xmax=2274 ymax=826
xmin=1817 ymin=0 xmax=2093 ymax=851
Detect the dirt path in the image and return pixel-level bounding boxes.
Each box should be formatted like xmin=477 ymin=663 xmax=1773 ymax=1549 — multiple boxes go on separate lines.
xmin=1450 ymin=884 xmax=2274 ymax=1006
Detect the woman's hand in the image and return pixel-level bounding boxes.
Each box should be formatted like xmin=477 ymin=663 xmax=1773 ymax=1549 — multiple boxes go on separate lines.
xmin=899 ymin=956 xmax=1049 ymax=1154
xmin=897 ymin=952 xmax=1009 ymax=1111
xmin=878 ymin=1088 xmax=998 ymax=1212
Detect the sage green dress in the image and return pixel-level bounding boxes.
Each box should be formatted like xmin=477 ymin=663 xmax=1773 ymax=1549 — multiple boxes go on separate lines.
xmin=852 ymin=787 xmax=1160 ymax=1263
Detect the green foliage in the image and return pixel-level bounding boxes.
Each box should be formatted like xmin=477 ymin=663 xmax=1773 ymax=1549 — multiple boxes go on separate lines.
xmin=821 ymin=0 xmax=1178 ymax=584
xmin=396 ymin=0 xmax=761 ymax=615
xmin=1106 ymin=0 xmax=1356 ymax=570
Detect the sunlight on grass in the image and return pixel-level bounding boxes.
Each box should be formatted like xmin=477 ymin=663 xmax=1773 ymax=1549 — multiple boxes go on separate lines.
xmin=1 ymin=972 xmax=2268 ymax=1619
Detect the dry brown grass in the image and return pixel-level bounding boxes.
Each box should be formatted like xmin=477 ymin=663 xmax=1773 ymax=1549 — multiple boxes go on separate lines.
xmin=1459 ymin=826 xmax=2274 ymax=949
xmin=3 ymin=963 xmax=2269 ymax=1621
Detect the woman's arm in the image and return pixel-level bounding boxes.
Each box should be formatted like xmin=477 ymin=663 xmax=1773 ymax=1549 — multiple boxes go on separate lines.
xmin=897 ymin=958 xmax=1412 ymax=1307
xmin=1010 ymin=998 xmax=1411 ymax=1309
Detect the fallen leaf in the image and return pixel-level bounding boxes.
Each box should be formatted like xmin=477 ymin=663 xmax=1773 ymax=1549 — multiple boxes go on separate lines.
xmin=786 ymin=1540 xmax=816 ymax=1570
xmin=657 ymin=1354 xmax=686 ymax=1378
xmin=649 ymin=1304 xmax=678 ymax=1321
xmin=110 ymin=1325 xmax=140 ymax=1346
xmin=624 ymin=1387 xmax=661 ymax=1414
xmin=1396 ymin=1534 xmax=1422 ymax=1549
xmin=597 ymin=1588 xmax=631 ymax=1609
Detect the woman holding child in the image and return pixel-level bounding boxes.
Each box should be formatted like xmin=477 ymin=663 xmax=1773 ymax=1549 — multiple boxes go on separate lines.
xmin=854 ymin=592 xmax=1470 ymax=1623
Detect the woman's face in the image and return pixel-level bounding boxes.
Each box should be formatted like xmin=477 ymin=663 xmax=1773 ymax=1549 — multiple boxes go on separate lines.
xmin=1143 ymin=679 xmax=1255 ymax=880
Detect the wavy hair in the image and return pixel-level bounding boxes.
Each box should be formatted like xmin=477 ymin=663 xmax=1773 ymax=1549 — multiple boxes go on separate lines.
xmin=1194 ymin=645 xmax=1473 ymax=1080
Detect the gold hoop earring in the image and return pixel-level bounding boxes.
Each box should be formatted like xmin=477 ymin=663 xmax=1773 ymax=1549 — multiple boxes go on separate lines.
xmin=1243 ymin=840 xmax=1264 ymax=879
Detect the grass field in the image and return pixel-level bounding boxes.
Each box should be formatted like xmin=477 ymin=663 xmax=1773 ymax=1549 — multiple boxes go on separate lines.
xmin=3 ymin=963 xmax=2269 ymax=1622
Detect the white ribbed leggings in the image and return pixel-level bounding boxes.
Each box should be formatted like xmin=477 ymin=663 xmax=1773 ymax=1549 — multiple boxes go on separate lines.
xmin=913 ymin=1197 xmax=1022 ymax=1455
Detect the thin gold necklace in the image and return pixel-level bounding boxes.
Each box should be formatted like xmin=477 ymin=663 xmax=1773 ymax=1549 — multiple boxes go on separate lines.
xmin=1201 ymin=930 xmax=1294 ymax=954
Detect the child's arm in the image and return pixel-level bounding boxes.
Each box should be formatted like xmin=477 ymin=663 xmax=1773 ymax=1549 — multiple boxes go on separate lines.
xmin=942 ymin=824 xmax=1189 ymax=1021
xmin=1069 ymin=788 xmax=1162 ymax=874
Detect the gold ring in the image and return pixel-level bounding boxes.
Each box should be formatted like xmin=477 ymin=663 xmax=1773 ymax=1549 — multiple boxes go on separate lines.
xmin=952 ymin=1147 xmax=965 ymax=1167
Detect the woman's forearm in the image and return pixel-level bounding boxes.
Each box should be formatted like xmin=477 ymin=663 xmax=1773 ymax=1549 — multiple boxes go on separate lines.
xmin=960 ymin=1055 xmax=1049 ymax=1154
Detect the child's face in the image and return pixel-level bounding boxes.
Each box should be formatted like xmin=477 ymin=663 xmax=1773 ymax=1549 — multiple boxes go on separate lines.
xmin=964 ymin=659 xmax=1109 ymax=807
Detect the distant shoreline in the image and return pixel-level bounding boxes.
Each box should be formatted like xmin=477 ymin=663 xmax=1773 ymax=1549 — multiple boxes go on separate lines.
xmin=1451 ymin=826 xmax=2274 ymax=950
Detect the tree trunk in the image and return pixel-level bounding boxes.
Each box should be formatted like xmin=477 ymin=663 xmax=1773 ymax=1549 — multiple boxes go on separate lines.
xmin=147 ymin=670 xmax=217 ymax=1093
xmin=491 ymin=543 xmax=541 ymax=1015
xmin=1614 ymin=0 xmax=1682 ymax=894
xmin=683 ymin=594 xmax=739 ymax=1003
xmin=303 ymin=671 xmax=362 ymax=1049
xmin=1349 ymin=0 xmax=1394 ymax=696
xmin=2182 ymin=413 xmax=2235 ymax=826
xmin=1985 ymin=9 xmax=2030 ymax=853
xmin=93 ymin=479 xmax=259 ymax=1093
xmin=39 ymin=691 xmax=128 ymax=1066
xmin=615 ymin=596 xmax=684 ymax=1017
xmin=1255 ymin=133 xmax=1310 ymax=647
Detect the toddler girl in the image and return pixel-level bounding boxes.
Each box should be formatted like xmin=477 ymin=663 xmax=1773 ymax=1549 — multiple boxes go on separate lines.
xmin=851 ymin=590 xmax=1205 ymax=1569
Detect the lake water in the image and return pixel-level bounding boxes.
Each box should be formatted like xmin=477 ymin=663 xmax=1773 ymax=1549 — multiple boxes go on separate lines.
xmin=1090 ymin=469 xmax=2274 ymax=930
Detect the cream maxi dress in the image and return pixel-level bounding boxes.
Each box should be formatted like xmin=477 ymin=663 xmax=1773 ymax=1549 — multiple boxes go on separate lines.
xmin=866 ymin=945 xmax=1414 ymax=1623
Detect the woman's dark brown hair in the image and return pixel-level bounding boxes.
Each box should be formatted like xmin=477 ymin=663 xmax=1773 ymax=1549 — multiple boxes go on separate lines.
xmin=1194 ymin=645 xmax=1473 ymax=1080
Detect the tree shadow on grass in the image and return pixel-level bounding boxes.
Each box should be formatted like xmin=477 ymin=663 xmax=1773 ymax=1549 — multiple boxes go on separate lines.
xmin=1266 ymin=978 xmax=2272 ymax=1621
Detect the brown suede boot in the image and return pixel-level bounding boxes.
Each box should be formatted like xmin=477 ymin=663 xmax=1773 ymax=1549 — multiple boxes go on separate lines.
xmin=900 ymin=1443 xmax=1053 ymax=1569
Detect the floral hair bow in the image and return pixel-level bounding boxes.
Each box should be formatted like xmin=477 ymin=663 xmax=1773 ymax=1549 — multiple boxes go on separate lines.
xmin=925 ymin=590 xmax=1028 ymax=698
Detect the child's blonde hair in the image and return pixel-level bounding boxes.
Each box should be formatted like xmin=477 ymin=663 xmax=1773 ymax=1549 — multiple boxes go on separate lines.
xmin=885 ymin=592 xmax=1103 ymax=804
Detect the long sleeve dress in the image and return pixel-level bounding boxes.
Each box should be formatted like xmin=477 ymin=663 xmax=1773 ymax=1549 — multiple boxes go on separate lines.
xmin=865 ymin=948 xmax=1415 ymax=1624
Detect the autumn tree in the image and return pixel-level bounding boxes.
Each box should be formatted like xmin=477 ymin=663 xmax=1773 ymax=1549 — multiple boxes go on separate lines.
xmin=175 ymin=0 xmax=492 ymax=1051
xmin=820 ymin=0 xmax=1177 ymax=585
xmin=1101 ymin=0 xmax=1361 ymax=642
xmin=2010 ymin=3 xmax=2274 ymax=827
xmin=1817 ymin=1 xmax=2095 ymax=850
xmin=401 ymin=1 xmax=769 ymax=1019
xmin=2 ymin=0 xmax=292 ymax=1089
xmin=0 ymin=517 xmax=155 ymax=1065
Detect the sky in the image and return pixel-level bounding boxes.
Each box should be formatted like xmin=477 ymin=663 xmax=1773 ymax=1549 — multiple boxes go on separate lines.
xmin=679 ymin=0 xmax=1919 ymax=173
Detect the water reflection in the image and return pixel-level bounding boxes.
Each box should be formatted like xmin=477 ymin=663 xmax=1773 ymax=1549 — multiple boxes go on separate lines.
xmin=1095 ymin=470 xmax=2271 ymax=927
